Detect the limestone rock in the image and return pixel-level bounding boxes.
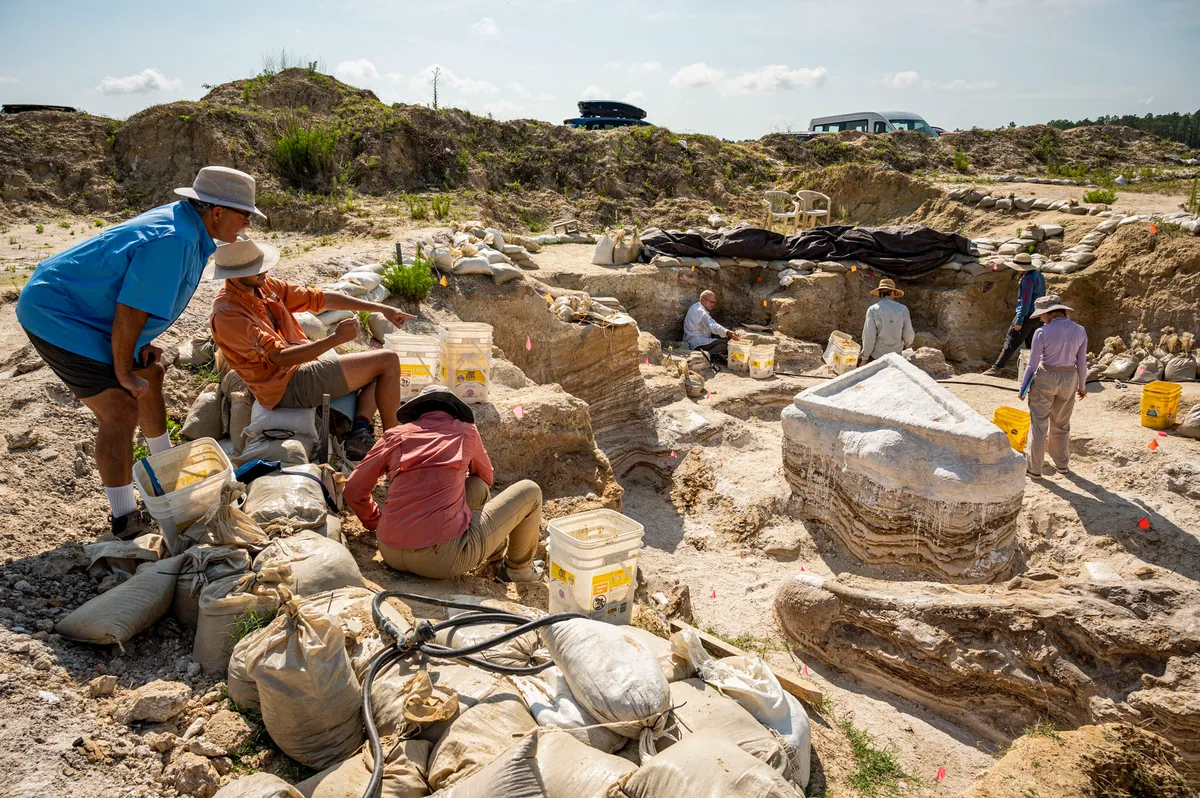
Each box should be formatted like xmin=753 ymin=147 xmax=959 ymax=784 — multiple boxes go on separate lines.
xmin=780 ymin=354 xmax=1025 ymax=580
xmin=89 ymin=675 xmax=118 ymax=697
xmin=113 ymin=680 xmax=192 ymax=725
xmin=201 ymin=710 xmax=254 ymax=756
xmin=909 ymin=347 xmax=954 ymax=380
xmin=164 ymin=751 xmax=220 ymax=798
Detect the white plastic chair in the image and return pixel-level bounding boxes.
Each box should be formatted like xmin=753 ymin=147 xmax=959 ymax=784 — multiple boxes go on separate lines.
xmin=763 ymin=191 xmax=800 ymax=233
xmin=796 ymin=190 xmax=832 ymax=230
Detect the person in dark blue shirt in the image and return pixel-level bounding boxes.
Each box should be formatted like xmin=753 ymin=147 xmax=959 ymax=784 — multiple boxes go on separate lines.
xmin=16 ymin=167 xmax=262 ymax=538
xmin=982 ymin=253 xmax=1046 ymax=377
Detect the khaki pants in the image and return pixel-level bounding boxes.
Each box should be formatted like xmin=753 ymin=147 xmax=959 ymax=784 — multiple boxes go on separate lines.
xmin=378 ymin=478 xmax=542 ymax=579
xmin=1027 ymin=366 xmax=1077 ymax=475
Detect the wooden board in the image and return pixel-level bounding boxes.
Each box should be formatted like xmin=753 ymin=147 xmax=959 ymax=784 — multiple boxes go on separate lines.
xmin=669 ymin=619 xmax=824 ymax=707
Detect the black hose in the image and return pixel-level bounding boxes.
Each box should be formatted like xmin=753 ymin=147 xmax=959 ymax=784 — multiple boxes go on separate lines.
xmin=360 ymin=591 xmax=587 ymax=798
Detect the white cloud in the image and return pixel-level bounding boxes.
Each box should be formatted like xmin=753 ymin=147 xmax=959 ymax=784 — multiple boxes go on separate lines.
xmin=334 ymin=58 xmax=379 ymax=83
xmin=623 ymin=90 xmax=647 ymax=104
xmin=723 ymin=65 xmax=827 ymax=94
xmin=470 ymin=17 xmax=500 ymax=37
xmin=581 ymin=84 xmax=610 ymax=99
xmin=881 ymin=70 xmax=921 ymax=89
xmin=631 ymin=61 xmax=662 ymax=73
xmin=924 ymin=78 xmax=998 ymax=91
xmin=95 ymin=68 xmax=182 ymax=95
xmin=411 ymin=64 xmax=498 ymax=95
xmin=670 ymin=63 xmax=726 ymax=88
xmin=483 ymin=99 xmax=521 ymax=117
xmin=508 ymin=82 xmax=532 ymax=98
xmin=1141 ymin=95 xmax=1155 ymax=105
xmin=0 ymin=76 xmax=19 ymax=85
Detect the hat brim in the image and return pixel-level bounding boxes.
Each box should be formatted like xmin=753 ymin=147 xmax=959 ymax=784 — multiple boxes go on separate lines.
xmin=204 ymin=241 xmax=280 ymax=280
xmin=397 ymin=390 xmax=475 ymax=425
xmin=1032 ymin=304 xmax=1073 ymax=317
xmin=1007 ymin=260 xmax=1037 ymax=272
xmin=175 ymin=187 xmax=268 ymax=219
xmin=870 ymin=287 xmax=904 ymax=297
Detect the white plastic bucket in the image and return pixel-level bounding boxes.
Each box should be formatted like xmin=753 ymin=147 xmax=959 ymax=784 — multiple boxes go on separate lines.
xmin=1017 ymin=349 xmax=1031 ymax=380
xmin=547 ymin=509 xmax=644 ymax=626
xmin=823 ymin=330 xmax=861 ymax=375
xmin=385 ymin=333 xmax=443 ymax=400
xmin=749 ymin=344 xmax=776 ymax=379
xmin=440 ymin=323 xmax=493 ymax=404
xmin=132 ymin=438 xmax=233 ymax=550
xmin=728 ymin=339 xmax=752 ymax=373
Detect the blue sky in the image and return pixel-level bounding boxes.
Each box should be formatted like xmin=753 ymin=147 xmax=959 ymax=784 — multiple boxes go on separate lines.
xmin=2 ymin=0 xmax=1197 ymax=140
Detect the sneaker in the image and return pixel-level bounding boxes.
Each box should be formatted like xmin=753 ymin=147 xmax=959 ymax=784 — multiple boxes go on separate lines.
xmin=497 ymin=560 xmax=546 ymax=584
xmin=109 ymin=508 xmax=158 ymax=542
xmin=982 ymin=367 xmax=1002 ymax=377
xmin=343 ymin=426 xmax=376 ymax=462
xmin=1050 ymin=463 xmax=1071 ymax=474
xmin=1026 ymin=468 xmax=1044 ymax=479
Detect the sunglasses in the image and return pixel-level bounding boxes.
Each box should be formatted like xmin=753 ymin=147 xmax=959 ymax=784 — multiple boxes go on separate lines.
xmin=218 ymin=206 xmax=253 ymax=221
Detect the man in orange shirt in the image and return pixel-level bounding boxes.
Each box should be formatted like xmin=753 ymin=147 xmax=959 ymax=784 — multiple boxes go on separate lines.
xmin=209 ymin=239 xmax=414 ymax=459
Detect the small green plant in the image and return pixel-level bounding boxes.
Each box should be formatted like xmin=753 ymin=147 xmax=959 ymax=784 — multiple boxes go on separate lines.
xmin=356 ymin=310 xmax=373 ymax=329
xmin=408 ymin=196 xmax=430 ymax=221
xmin=517 ymin=211 xmax=545 ymax=233
xmin=58 ymin=220 xmax=71 ymax=229
xmin=7 ymin=236 xmax=16 ymax=245
xmin=1186 ymin=179 xmax=1199 ymax=215
xmin=381 ymin=244 xmax=435 ymax=302
xmin=229 ymin=606 xmax=275 ymax=647
xmin=842 ymin=718 xmax=911 ymax=796
xmin=431 ymin=195 xmax=452 ymax=220
xmin=1083 ymin=187 xmax=1117 ymax=204
xmin=1023 ymin=721 xmax=1063 ymax=741
xmin=179 ymin=114 xmax=191 ymax=123
xmin=93 ymin=218 xmax=104 ymax=227
xmin=952 ymin=146 xmax=970 ymax=172
xmin=271 ymin=116 xmax=339 ymax=193
xmin=35 ymin=224 xmax=44 ymax=234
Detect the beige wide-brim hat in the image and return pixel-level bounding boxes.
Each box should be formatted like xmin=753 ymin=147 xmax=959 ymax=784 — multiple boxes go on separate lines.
xmin=1008 ymin=252 xmax=1037 ymax=272
xmin=870 ymin=278 xmax=904 ymax=297
xmin=175 ymin=166 xmax=267 ymax=219
xmin=1030 ymin=294 xmax=1073 ymax=317
xmin=204 ymin=238 xmax=280 ymax=280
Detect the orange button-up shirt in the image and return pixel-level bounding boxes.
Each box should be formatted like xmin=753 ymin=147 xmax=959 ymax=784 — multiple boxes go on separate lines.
xmin=210 ymin=277 xmax=326 ymax=409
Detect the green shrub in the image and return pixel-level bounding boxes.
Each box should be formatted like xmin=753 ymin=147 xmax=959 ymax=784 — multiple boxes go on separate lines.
xmin=952 ymin=146 xmax=970 ymax=172
xmin=1187 ymin=180 xmax=1199 ymax=215
xmin=1083 ymin=188 xmax=1117 ymax=204
xmin=271 ymin=117 xmax=338 ymax=193
xmin=408 ymin=197 xmax=430 ymax=221
xmin=57 ymin=220 xmax=71 ymax=229
xmin=381 ymin=244 xmax=435 ymax=302
xmin=431 ymin=195 xmax=452 ymax=220
xmin=93 ymin=218 xmax=104 ymax=227
xmin=35 ymin=224 xmax=44 ymax=234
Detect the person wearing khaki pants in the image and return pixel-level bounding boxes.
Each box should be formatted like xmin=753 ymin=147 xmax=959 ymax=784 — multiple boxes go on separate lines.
xmin=1019 ymin=295 xmax=1088 ymax=477
xmin=344 ymin=385 xmax=544 ymax=582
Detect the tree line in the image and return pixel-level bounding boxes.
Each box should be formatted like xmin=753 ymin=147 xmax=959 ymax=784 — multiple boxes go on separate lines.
xmin=1047 ymin=110 xmax=1200 ymax=149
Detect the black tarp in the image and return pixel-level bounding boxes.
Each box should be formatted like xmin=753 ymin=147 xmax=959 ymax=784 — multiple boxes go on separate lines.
xmin=640 ymin=224 xmax=971 ymax=279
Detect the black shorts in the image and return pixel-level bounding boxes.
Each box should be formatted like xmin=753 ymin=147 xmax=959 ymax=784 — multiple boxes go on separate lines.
xmin=23 ymin=328 xmax=155 ymax=400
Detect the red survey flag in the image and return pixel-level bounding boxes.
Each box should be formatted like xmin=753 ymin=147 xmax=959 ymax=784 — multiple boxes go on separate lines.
xmin=512 ymin=405 xmax=525 ymax=420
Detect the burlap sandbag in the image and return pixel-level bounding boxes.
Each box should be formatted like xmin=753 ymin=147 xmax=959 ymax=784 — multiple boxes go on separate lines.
xmin=84 ymin=533 xmax=166 ymax=579
xmin=181 ymin=384 xmax=224 ymax=441
xmin=1102 ymin=352 xmax=1140 ymax=380
xmin=615 ymin=730 xmax=804 ymax=798
xmin=665 ymin=679 xmax=789 ymax=775
xmin=369 ymin=656 xmax=500 ymax=742
xmin=512 ymin=666 xmax=625 ymax=754
xmin=55 ymin=554 xmax=185 ymax=646
xmin=1164 ymin=355 xmax=1197 ymax=382
xmin=213 ymin=772 xmax=303 ymax=798
xmin=427 ymin=680 xmax=537 ymax=790
xmin=174 ymin=545 xmax=253 ymax=630
xmin=439 ymin=730 xmax=638 ymax=798
xmin=434 ymin=610 xmax=549 ymax=670
xmin=541 ymin=619 xmax=671 ymax=748
xmin=229 ymin=390 xmax=254 ymax=455
xmin=249 ymin=597 xmax=364 ymax=770
xmin=623 ymin=627 xmax=695 ymax=683
xmin=252 ymin=531 xmax=364 ymax=597
xmin=193 ymin=568 xmax=291 ymax=674
xmin=1178 ymin=404 xmax=1200 ymax=439
xmin=294 ymin=737 xmax=431 ymax=798
xmin=179 ymin=483 xmax=270 ymax=553
xmin=237 ymin=436 xmax=311 ymax=468
xmin=243 ymin=464 xmax=339 ymax=534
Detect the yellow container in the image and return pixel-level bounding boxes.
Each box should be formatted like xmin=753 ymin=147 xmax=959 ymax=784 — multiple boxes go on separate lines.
xmin=1140 ymin=381 xmax=1182 ymax=430
xmin=993 ymin=406 xmax=1031 ymax=452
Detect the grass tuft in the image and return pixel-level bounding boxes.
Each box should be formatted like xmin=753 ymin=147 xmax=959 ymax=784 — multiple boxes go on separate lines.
xmin=842 ymin=719 xmax=912 ymax=796
xmin=272 ymin=116 xmax=338 ymax=193
xmin=381 ymin=243 xmax=435 ymax=302
xmin=1083 ymin=187 xmax=1117 ymax=204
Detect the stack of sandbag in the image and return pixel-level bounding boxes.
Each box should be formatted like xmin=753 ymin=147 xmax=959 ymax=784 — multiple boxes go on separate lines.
xmin=238 ymin=403 xmax=319 ymax=467
xmin=1163 ymin=329 xmax=1198 ymax=382
xmin=178 ymin=482 xmax=270 ymax=552
xmin=445 ymin=223 xmax=537 ymax=283
xmin=241 ymin=463 xmax=343 ymax=536
xmin=193 ymin=568 xmax=293 ymax=674
xmin=1088 ymin=336 xmax=1127 ymax=381
xmin=592 ymin=229 xmax=642 ymax=266
xmin=252 ymin=530 xmax=365 ymax=597
xmin=56 ymin=555 xmax=187 ymax=646
xmin=548 ymin=293 xmax=636 ymax=328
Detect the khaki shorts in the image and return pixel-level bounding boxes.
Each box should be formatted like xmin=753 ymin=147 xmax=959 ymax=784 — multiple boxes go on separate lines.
xmin=277 ymin=354 xmax=350 ymax=408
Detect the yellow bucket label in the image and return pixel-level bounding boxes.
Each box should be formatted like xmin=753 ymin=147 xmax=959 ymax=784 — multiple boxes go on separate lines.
xmin=400 ymin=364 xmax=431 ymax=379
xmin=456 ymin=369 xmax=487 ymax=385
xmin=591 ymin=567 xmax=631 ymax=597
xmin=730 ymin=352 xmax=747 ymax=363
xmin=750 ymin=359 xmax=774 ymax=368
xmin=550 ymin=562 xmax=575 ymax=586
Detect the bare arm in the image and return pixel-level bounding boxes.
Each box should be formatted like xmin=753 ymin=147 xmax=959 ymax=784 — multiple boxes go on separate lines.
xmin=322 ymin=291 xmax=416 ymax=326
xmin=268 ymin=318 xmax=357 ymax=368
xmin=112 ymin=303 xmax=150 ymax=397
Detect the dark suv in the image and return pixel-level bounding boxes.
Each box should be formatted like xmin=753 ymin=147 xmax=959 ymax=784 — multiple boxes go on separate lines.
xmin=564 ymin=100 xmax=651 ymax=130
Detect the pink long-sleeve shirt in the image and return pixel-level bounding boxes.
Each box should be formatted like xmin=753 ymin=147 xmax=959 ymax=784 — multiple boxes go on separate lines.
xmin=1022 ymin=316 xmax=1089 ymax=392
xmin=343 ymin=411 xmax=494 ymax=550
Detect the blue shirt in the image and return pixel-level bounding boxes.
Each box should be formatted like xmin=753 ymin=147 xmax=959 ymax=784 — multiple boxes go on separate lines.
xmin=1012 ymin=271 xmax=1046 ymax=327
xmin=17 ymin=201 xmax=216 ymax=364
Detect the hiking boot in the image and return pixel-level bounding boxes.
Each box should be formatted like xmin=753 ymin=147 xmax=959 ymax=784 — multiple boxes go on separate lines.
xmin=981 ymin=366 xmax=1002 ymax=377
xmin=497 ymin=560 xmax=546 ymax=584
xmin=343 ymin=426 xmax=376 ymax=462
xmin=109 ymin=508 xmax=158 ymax=542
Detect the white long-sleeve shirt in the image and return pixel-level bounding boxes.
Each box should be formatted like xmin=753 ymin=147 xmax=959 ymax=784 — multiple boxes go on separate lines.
xmin=683 ymin=301 xmax=729 ymax=348
xmin=861 ymin=298 xmax=914 ymax=360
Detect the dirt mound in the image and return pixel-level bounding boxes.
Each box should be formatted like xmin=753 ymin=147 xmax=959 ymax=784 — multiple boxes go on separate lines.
xmin=962 ymin=723 xmax=1195 ymax=798
xmin=780 ymin=163 xmax=941 ymax=223
xmin=950 ymin=124 xmax=1191 ymax=176
xmin=0 ymin=111 xmax=121 ymax=214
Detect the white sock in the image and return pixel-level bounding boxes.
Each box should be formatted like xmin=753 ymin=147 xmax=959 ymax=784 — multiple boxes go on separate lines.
xmin=105 ymin=484 xmax=138 ymax=518
xmin=146 ymin=432 xmax=172 ymax=456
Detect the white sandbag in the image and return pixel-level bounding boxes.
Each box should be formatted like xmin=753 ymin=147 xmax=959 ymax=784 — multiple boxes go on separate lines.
xmin=432 ymin=247 xmax=454 ymax=269
xmin=181 ymin=384 xmax=224 ymax=441
xmin=623 ymin=627 xmax=695 ymax=683
xmin=367 ymin=312 xmax=395 ymax=343
xmin=439 ymin=730 xmax=637 ymax=798
xmin=321 ymin=281 xmax=368 ymax=297
xmin=193 ymin=569 xmax=291 ymax=674
xmin=245 ymin=402 xmax=319 ymax=444
xmin=363 ymin=285 xmax=390 ymax=304
xmin=178 ymin=482 xmax=271 ymax=552
xmin=484 ymin=228 xmax=506 ymax=249
xmin=435 ymin=609 xmax=548 ymax=670
xmin=696 ymin=257 xmax=720 ymax=270
xmin=616 ymin=730 xmax=803 ymax=798
xmin=491 ymin=263 xmax=524 ymax=285
xmin=295 ymin=312 xmax=329 ymax=342
xmin=342 ymin=271 xmax=384 ymax=291
xmin=174 ymin=545 xmax=253 ymax=630
xmin=213 ymin=773 xmax=303 ymax=798
xmin=1165 ymin=355 xmax=1198 ymax=382
xmin=242 ymin=464 xmax=335 ymax=533
xmin=55 ymin=555 xmax=184 ymax=646
xmin=237 ymin=436 xmax=310 ymax=468
xmin=541 ymin=619 xmax=672 ymax=749
xmin=592 ymin=234 xmax=616 ymax=266
xmin=479 ymin=247 xmax=512 ymax=265
xmin=253 ymin=530 xmax=365 ymax=597
xmin=249 ymin=597 xmax=363 ymax=770
xmin=295 ymin=737 xmax=431 ymax=798
xmin=229 ymin=390 xmax=254 ymax=456
xmin=1177 ymin=404 xmax=1200 ymax=439
xmin=453 ymin=256 xmax=493 ymax=275
xmin=427 ymin=681 xmax=537 ymax=790
xmin=1131 ymin=355 xmax=1164 ymax=384
xmin=665 ymin=679 xmax=789 ymax=776
xmin=512 ymin=666 xmax=625 ymax=754
xmin=318 ymin=309 xmax=356 ymax=327
xmin=1102 ymin=352 xmax=1141 ymax=380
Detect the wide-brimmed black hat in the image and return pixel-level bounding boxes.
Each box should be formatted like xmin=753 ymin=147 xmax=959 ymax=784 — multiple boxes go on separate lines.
xmin=397 ymin=385 xmax=475 ymax=425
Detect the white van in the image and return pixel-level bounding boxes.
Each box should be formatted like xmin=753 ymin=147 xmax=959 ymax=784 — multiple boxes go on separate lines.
xmin=806 ymin=111 xmax=938 ymax=137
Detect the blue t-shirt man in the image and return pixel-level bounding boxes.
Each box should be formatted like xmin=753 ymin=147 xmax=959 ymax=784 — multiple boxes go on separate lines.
xmin=17 ymin=200 xmax=216 ymax=368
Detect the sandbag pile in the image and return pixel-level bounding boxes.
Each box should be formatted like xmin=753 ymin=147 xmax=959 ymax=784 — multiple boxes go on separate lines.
xmin=1094 ymin=329 xmax=1198 ymax=384
xmin=548 ymin=292 xmax=636 ymax=328
xmin=444 ymin=222 xmax=545 ymax=285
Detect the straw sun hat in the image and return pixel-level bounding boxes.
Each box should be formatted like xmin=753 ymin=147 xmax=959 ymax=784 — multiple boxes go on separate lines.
xmin=870 ymin=278 xmax=904 ymax=297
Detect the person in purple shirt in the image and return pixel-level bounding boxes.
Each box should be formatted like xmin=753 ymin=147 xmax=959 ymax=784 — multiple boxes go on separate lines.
xmin=982 ymin=252 xmax=1045 ymax=377
xmin=1019 ymin=295 xmax=1088 ymax=477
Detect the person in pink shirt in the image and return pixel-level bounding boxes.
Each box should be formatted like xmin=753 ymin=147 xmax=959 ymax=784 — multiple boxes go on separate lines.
xmin=1019 ymin=295 xmax=1088 ymax=477
xmin=343 ymin=385 xmax=543 ymax=582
